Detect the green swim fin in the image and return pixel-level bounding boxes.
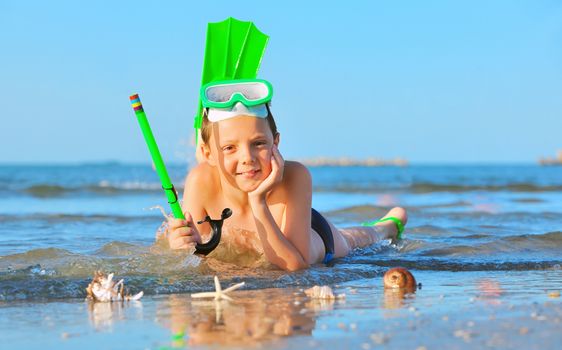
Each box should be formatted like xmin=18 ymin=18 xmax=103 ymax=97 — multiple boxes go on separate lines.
xmin=194 ymin=17 xmax=269 ymax=143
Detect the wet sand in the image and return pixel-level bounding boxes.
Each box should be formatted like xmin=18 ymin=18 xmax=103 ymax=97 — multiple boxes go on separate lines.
xmin=1 ymin=269 xmax=561 ymax=349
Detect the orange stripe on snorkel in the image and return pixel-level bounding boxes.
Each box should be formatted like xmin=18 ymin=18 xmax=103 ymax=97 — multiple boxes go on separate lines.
xmin=129 ymin=94 xmax=143 ymax=112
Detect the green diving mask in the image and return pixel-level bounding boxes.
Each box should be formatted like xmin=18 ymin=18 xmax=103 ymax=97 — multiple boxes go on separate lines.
xmin=201 ymin=79 xmax=273 ymax=122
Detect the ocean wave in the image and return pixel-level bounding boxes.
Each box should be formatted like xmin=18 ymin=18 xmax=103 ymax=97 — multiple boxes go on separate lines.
xmin=402 ymin=231 xmax=562 ymax=258
xmin=0 ymin=254 xmax=384 ymax=301
xmin=409 ymin=183 xmax=562 ymax=193
xmin=16 ymin=180 xmax=562 ymax=199
xmin=0 ymin=213 xmax=158 ymax=224
xmin=324 ymin=202 xmax=473 ymax=217
xmin=1 ymin=237 xmax=561 ymax=301
xmin=322 ymin=204 xmax=470 ymax=223
xmin=321 ymin=205 xmax=562 ymax=228
xmin=21 ymin=181 xmax=168 ymax=198
xmin=24 ymin=184 xmax=71 ymax=197
xmin=97 ymin=180 xmax=165 ymax=191
xmin=1 ymin=258 xmax=560 ymax=301
xmin=349 ymin=257 xmax=562 ymax=272
xmin=313 ymin=182 xmax=562 ymax=193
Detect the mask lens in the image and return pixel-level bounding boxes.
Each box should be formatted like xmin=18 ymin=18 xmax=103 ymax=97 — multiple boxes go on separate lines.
xmin=204 ymin=81 xmax=271 ymax=106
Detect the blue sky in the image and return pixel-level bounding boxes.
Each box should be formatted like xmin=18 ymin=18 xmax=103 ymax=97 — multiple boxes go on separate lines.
xmin=1 ymin=0 xmax=561 ymax=164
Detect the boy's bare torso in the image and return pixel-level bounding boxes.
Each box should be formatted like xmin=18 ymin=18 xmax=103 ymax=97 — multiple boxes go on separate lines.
xmin=188 ymin=161 xmax=325 ymax=263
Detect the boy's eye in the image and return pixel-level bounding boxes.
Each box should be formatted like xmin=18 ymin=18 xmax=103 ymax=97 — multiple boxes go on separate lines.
xmin=222 ymin=145 xmax=235 ymax=152
xmin=254 ymin=140 xmax=267 ymax=147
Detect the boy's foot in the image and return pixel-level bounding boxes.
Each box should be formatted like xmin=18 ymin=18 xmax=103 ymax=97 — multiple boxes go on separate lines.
xmin=366 ymin=207 xmax=408 ymax=240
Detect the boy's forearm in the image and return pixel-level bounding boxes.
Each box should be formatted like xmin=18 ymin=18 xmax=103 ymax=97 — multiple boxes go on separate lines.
xmin=250 ymin=198 xmax=309 ymax=271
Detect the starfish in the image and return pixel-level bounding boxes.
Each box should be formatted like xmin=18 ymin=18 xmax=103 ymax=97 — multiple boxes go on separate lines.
xmin=191 ymin=276 xmax=245 ymax=302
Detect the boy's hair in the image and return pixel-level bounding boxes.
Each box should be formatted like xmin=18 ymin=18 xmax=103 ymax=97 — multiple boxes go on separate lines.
xmin=200 ymin=105 xmax=278 ymax=144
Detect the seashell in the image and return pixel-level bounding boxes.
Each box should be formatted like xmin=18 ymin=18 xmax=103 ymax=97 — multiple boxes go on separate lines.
xmin=304 ymin=285 xmax=345 ymax=300
xmin=86 ymin=271 xmax=143 ymax=302
xmin=383 ymin=267 xmax=417 ymax=291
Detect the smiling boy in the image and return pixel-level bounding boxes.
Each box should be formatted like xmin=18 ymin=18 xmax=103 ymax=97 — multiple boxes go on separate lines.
xmin=168 ymin=79 xmax=407 ymax=271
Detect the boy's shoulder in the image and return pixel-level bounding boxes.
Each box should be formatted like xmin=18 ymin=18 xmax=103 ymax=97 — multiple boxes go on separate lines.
xmin=285 ymin=160 xmax=309 ymax=174
xmin=185 ymin=162 xmax=219 ymax=193
xmin=283 ymin=160 xmax=312 ymax=186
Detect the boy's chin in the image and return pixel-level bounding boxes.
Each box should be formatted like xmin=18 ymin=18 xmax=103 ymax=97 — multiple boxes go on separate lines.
xmin=235 ymin=179 xmax=262 ymax=193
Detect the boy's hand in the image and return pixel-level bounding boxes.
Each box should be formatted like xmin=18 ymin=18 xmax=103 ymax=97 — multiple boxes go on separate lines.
xmin=167 ymin=212 xmax=202 ymax=249
xmin=249 ymin=145 xmax=284 ymax=202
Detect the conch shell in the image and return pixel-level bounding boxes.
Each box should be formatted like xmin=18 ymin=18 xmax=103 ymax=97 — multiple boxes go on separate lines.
xmin=383 ymin=267 xmax=417 ymax=291
xmin=86 ymin=271 xmax=143 ymax=302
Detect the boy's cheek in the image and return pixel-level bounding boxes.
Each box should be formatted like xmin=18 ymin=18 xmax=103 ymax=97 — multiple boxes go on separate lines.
xmin=265 ymin=149 xmax=274 ymax=161
xmin=223 ymin=160 xmax=237 ymax=174
xmin=262 ymin=160 xmax=273 ymax=176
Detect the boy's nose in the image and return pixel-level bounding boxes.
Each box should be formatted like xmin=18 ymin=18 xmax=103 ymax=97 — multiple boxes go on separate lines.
xmin=240 ymin=146 xmax=255 ymax=164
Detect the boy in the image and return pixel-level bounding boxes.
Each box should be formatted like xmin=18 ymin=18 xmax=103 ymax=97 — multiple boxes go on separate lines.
xmin=168 ymin=79 xmax=407 ymax=271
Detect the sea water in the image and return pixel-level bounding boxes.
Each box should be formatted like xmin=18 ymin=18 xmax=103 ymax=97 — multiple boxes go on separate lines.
xmin=1 ymin=163 xmax=561 ymax=301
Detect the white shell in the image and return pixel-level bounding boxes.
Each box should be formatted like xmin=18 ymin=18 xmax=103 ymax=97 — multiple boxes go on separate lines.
xmin=304 ymin=285 xmax=345 ymax=300
xmin=86 ymin=272 xmax=143 ymax=302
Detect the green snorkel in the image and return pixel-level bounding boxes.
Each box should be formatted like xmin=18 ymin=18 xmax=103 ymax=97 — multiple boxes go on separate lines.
xmin=130 ymin=94 xmax=231 ymax=255
xmin=194 ymin=17 xmax=269 ymax=145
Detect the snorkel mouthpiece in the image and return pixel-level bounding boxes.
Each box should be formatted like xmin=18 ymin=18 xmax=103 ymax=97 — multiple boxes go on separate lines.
xmin=194 ymin=208 xmax=233 ymax=255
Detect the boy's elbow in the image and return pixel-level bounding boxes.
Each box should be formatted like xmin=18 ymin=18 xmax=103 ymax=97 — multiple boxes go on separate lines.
xmin=283 ymin=260 xmax=310 ymax=272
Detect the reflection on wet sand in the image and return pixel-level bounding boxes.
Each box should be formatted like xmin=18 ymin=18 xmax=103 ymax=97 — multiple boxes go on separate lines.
xmin=476 ymin=278 xmax=504 ymax=305
xmin=156 ymin=287 xmax=346 ymax=347
xmin=383 ymin=287 xmax=416 ymax=310
xmin=85 ymin=282 xmax=420 ymax=347
xmin=87 ymin=300 xmax=143 ymax=331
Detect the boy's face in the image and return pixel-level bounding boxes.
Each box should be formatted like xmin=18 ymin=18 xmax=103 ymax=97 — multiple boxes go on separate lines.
xmin=205 ymin=116 xmax=279 ymax=192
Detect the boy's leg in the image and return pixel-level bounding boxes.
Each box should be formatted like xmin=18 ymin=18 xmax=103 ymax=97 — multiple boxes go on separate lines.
xmin=332 ymin=207 xmax=408 ymax=256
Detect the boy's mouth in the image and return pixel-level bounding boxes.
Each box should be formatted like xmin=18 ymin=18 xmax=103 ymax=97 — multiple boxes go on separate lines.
xmin=236 ymin=169 xmax=261 ymax=177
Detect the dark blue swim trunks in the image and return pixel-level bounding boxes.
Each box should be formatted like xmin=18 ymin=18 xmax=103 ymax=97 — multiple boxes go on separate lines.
xmin=311 ymin=208 xmax=335 ymax=264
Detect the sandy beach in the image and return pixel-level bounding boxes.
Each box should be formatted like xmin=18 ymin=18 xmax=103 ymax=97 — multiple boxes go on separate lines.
xmin=1 ymin=269 xmax=561 ymax=349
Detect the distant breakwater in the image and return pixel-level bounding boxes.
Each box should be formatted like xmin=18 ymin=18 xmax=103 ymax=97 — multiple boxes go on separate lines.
xmin=539 ymin=150 xmax=562 ymax=166
xmin=298 ymin=157 xmax=408 ymax=167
